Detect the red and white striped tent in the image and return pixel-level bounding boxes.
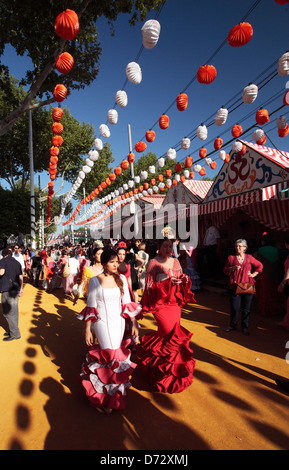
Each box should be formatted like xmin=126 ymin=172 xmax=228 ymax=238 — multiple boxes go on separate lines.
xmin=199 ymin=140 xmax=289 ymax=232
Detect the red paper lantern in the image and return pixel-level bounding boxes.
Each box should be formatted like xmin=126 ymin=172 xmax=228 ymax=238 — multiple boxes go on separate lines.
xmin=159 ymin=114 xmax=169 ymax=129
xmin=138 ymin=185 xmax=144 ymax=192
xmin=146 ymin=129 xmax=156 ymax=142
xmin=49 ymin=156 xmax=58 ymax=165
xmin=210 ymin=161 xmax=217 ymax=170
xmin=52 ymin=122 xmax=64 ymax=135
xmin=278 ymin=124 xmax=289 ymax=137
xmin=135 ymin=141 xmax=147 ymax=153
xmin=232 ymin=124 xmax=243 ymax=137
xmin=53 ymin=84 xmax=67 ymax=102
xmin=197 ymin=64 xmax=217 ymax=84
xmin=144 ymin=183 xmax=149 ymax=190
xmin=185 ymin=156 xmax=193 ymax=168
xmin=54 ymin=9 xmax=79 ymax=41
xmin=256 ymin=108 xmax=270 ymax=125
xmin=150 ymin=178 xmax=156 ymax=186
xmin=128 ymin=152 xmax=135 ymax=163
xmin=199 ymin=167 xmax=206 ymax=176
xmin=52 ymin=107 xmax=63 ymax=122
xmin=166 ymin=169 xmax=172 ymax=177
xmin=158 ymin=174 xmax=163 ymax=182
xmin=180 ymin=175 xmax=186 ymax=183
xmin=175 ymin=163 xmax=182 ymax=173
xmin=101 ymin=181 xmax=107 ymax=189
xmin=109 ymin=173 xmax=116 ymax=181
xmin=283 ymin=90 xmax=289 ymax=105
xmin=225 ymin=154 xmax=230 ymax=163
xmin=172 ymin=179 xmax=178 ymax=186
xmin=199 ymin=148 xmax=207 ymax=158
xmin=189 ymin=171 xmax=194 ymax=179
xmin=121 ymin=160 xmax=129 ymax=170
xmin=52 ymin=135 xmax=63 ymax=147
xmin=55 ymin=52 xmax=74 ymax=74
xmin=50 ymin=146 xmax=60 ymax=156
xmin=214 ymin=137 xmax=223 ymax=150
xmin=227 ymin=22 xmax=253 ymax=47
xmin=114 ymin=167 xmax=122 ymax=176
xmin=176 ymin=93 xmax=188 ymax=111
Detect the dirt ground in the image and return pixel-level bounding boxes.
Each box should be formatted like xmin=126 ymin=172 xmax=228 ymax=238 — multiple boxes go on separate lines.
xmin=0 ymin=277 xmax=289 ymax=451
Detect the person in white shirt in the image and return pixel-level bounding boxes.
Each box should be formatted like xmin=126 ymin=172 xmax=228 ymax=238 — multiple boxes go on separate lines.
xmin=12 ymin=245 xmax=25 ymax=273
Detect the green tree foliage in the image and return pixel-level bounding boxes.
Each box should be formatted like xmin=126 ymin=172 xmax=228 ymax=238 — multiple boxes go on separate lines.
xmin=0 ymin=0 xmax=166 ymax=135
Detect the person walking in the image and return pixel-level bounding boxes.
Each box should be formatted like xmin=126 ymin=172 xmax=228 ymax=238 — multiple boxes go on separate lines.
xmin=0 ymin=247 xmax=24 ymax=341
xmin=136 ymin=237 xmax=196 ymax=394
xmin=12 ymin=244 xmax=25 ymax=274
xmin=77 ymin=248 xmax=141 ymax=412
xmin=223 ymin=239 xmax=263 ymax=335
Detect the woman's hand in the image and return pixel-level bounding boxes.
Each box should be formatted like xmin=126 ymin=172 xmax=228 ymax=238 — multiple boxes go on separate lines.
xmin=85 ymin=321 xmax=94 ymax=346
xmin=131 ymin=318 xmax=139 ymax=340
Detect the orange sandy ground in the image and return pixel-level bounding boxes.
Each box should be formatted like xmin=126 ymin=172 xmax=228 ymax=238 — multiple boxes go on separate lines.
xmin=0 ymin=278 xmax=289 ymax=451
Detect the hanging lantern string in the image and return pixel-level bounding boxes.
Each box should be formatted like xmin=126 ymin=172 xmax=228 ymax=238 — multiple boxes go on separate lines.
xmin=165 ymin=60 xmax=281 ymax=155
xmin=137 ymin=0 xmax=263 ymax=139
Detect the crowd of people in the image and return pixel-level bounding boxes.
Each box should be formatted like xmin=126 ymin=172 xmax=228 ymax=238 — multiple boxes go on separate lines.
xmin=0 ymin=230 xmax=289 ymax=408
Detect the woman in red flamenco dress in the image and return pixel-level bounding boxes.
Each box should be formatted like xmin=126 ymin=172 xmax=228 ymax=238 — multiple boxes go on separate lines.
xmin=136 ymin=237 xmax=196 ymax=394
xmin=77 ymin=249 xmax=142 ymax=413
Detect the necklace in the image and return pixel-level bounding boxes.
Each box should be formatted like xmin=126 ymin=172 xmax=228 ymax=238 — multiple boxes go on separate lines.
xmin=237 ymin=254 xmax=245 ymax=263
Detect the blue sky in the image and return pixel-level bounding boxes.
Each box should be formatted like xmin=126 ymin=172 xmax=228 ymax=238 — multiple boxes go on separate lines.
xmin=2 ymin=0 xmax=289 ymax=230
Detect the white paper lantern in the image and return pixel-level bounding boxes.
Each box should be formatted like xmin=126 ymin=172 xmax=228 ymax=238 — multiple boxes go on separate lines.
xmin=205 ymin=157 xmax=212 ymax=166
xmin=167 ymin=148 xmax=176 ymax=160
xmin=149 ymin=165 xmax=155 ymax=174
xmin=134 ymin=175 xmax=140 ymax=184
xmin=147 ymin=188 xmax=153 ymax=195
xmin=78 ymin=170 xmax=85 ymax=179
xmin=197 ymin=124 xmax=208 ymax=141
xmin=123 ymin=183 xmax=128 ymax=191
xmin=142 ymin=190 xmax=148 ymax=197
xmin=115 ymin=90 xmax=128 ymax=107
xmin=153 ymin=185 xmax=159 ymax=193
xmin=126 ymin=62 xmax=142 ymax=84
xmin=82 ymin=165 xmax=92 ymax=174
xmin=107 ymin=109 xmax=118 ymax=125
xmin=193 ymin=164 xmax=202 ymax=173
xmin=140 ymin=170 xmax=148 ymax=180
xmin=85 ymin=158 xmax=94 ymax=168
xmin=276 ymin=115 xmax=287 ymax=129
xmin=214 ymin=107 xmax=228 ymax=126
xmin=99 ymin=124 xmax=110 ymax=138
xmin=119 ymin=187 xmax=124 ymax=194
xmin=158 ymin=182 xmax=165 ymax=189
xmin=181 ymin=137 xmax=191 ymax=150
xmin=175 ymin=174 xmax=180 ymax=182
xmin=94 ymin=138 xmax=103 ymax=151
xmin=183 ymin=169 xmax=190 ymax=179
xmin=231 ymin=141 xmax=243 ymax=153
xmin=141 ymin=19 xmax=161 ymax=49
xmin=252 ymin=129 xmax=264 ymax=142
xmin=242 ymin=84 xmax=258 ymax=104
xmin=128 ymin=180 xmax=134 ymax=188
xmin=88 ymin=150 xmax=99 ymax=162
xmin=219 ymin=150 xmax=226 ymax=161
xmin=278 ymin=52 xmax=289 ymax=76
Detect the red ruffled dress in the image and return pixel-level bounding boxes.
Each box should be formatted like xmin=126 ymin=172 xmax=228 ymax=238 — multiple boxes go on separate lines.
xmin=77 ymin=274 xmax=142 ymax=410
xmin=136 ymin=258 xmax=196 ymax=394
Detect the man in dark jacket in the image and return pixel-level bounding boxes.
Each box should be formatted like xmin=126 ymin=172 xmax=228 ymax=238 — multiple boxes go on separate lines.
xmin=0 ymin=247 xmax=23 ymax=341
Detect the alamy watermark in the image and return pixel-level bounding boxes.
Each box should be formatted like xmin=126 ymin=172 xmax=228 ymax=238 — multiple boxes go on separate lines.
xmin=91 ymin=203 xmax=199 ymax=246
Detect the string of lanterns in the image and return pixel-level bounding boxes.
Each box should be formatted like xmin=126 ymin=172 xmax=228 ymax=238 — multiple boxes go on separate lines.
xmin=55 ymin=4 xmax=289 ymax=227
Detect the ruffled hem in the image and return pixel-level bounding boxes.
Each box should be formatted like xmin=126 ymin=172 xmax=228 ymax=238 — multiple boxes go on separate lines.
xmin=121 ymin=302 xmax=143 ymax=319
xmin=136 ymin=323 xmax=195 ymax=394
xmin=77 ymin=306 xmax=100 ymax=322
xmin=79 ymin=339 xmax=137 ymax=410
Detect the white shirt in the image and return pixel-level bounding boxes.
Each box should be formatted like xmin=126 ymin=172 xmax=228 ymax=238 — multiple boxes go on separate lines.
xmin=68 ymin=257 xmax=79 ymax=274
xmin=13 ymin=252 xmax=25 ymax=270
xmin=204 ymin=226 xmax=220 ymax=246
